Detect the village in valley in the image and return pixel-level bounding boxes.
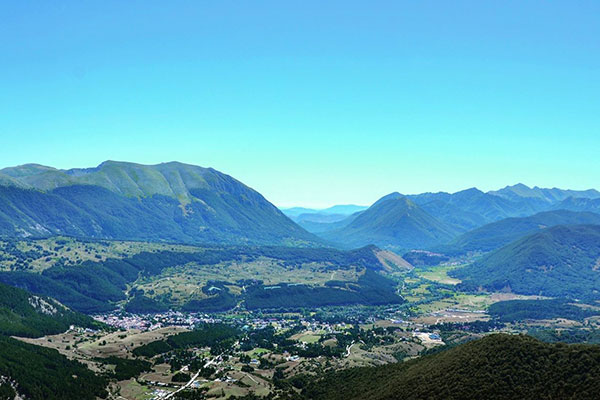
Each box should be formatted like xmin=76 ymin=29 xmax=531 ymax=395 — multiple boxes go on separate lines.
xmin=19 ymin=304 xmax=453 ymax=399
xmin=4 ymin=237 xmax=598 ymax=399
xmin=20 ymin=286 xmax=545 ymax=400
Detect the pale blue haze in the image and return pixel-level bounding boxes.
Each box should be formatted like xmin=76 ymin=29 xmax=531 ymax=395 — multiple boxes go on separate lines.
xmin=1 ymin=1 xmax=598 ymax=207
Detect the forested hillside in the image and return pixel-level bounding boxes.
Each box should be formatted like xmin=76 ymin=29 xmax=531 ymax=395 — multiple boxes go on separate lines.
xmin=0 ymin=282 xmax=100 ymax=337
xmin=0 ymin=336 xmax=108 ymax=400
xmin=305 ymin=334 xmax=600 ymax=400
xmin=452 ymin=225 xmax=600 ymax=300
xmin=0 ymin=283 xmax=108 ymax=399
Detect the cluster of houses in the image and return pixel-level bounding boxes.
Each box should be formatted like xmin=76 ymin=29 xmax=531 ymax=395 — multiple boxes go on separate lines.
xmin=93 ymin=311 xmax=224 ymax=331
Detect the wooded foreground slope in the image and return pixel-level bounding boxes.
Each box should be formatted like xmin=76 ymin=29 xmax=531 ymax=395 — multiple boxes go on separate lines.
xmin=306 ymin=334 xmax=600 ymax=400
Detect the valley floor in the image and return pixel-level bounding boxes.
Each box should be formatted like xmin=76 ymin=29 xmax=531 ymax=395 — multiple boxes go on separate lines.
xmin=17 ymin=269 xmax=600 ymax=400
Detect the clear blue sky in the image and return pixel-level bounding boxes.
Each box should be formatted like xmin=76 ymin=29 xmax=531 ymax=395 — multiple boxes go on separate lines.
xmin=1 ymin=1 xmax=598 ymax=208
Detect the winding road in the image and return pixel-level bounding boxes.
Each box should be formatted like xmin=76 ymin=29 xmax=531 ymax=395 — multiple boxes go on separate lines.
xmin=161 ymin=357 xmax=219 ymax=399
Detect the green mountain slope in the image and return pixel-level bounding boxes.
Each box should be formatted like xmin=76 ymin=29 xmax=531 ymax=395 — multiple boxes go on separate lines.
xmin=0 ymin=172 xmax=28 ymax=189
xmin=0 ymin=336 xmax=108 ymax=400
xmin=0 ymin=282 xmax=108 ymax=399
xmin=452 ymin=225 xmax=600 ymax=300
xmin=440 ymin=210 xmax=600 ymax=255
xmin=420 ymin=199 xmax=489 ymax=232
xmin=0 ymin=161 xmax=234 ymax=202
xmin=306 ymin=334 xmax=600 ymax=400
xmin=0 ymin=161 xmax=318 ymax=246
xmin=0 ymin=282 xmax=100 ymax=337
xmin=320 ymin=197 xmax=459 ymax=250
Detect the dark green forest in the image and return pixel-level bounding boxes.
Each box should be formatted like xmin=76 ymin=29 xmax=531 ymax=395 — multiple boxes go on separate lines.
xmin=244 ymin=269 xmax=402 ymax=310
xmin=0 ymin=282 xmax=100 ymax=337
xmin=488 ymin=299 xmax=596 ymax=322
xmin=304 ymin=334 xmax=600 ymax=400
xmin=0 ymin=336 xmax=108 ymax=400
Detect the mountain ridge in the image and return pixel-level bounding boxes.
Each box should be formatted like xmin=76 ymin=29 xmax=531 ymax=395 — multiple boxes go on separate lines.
xmin=439 ymin=209 xmax=600 ymax=255
xmin=489 ymin=183 xmax=600 ymax=203
xmin=0 ymin=161 xmax=319 ymax=246
xmin=1 ymin=161 xmax=251 ymax=205
xmin=320 ymin=197 xmax=460 ymax=250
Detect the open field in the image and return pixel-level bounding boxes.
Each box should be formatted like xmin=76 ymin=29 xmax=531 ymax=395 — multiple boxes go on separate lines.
xmin=409 ymin=292 xmax=552 ymax=324
xmin=19 ymin=326 xmax=189 ymax=361
xmin=79 ymin=326 xmax=189 ymax=358
xmin=402 ymin=262 xmax=551 ymax=325
xmin=133 ymin=258 xmax=363 ymax=305
xmin=204 ymin=369 xmax=271 ymax=399
xmin=290 ymin=331 xmax=322 ymax=344
xmin=116 ymin=379 xmax=156 ymax=400
xmin=245 ymin=347 xmax=269 ymax=357
xmin=339 ymin=339 xmax=423 ymax=368
xmin=416 ymin=264 xmax=463 ymax=285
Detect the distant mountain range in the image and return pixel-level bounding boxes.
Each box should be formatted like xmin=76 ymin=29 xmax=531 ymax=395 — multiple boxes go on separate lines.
xmin=292 ymin=213 xmax=361 ymax=234
xmin=452 ymin=224 xmax=600 ymax=300
xmin=307 ymin=184 xmax=600 ymax=251
xmin=412 ymin=187 xmax=548 ymax=230
xmin=281 ymin=205 xmax=368 ymax=233
xmin=320 ymin=197 xmax=460 ymax=250
xmin=554 ymin=197 xmax=600 ymax=213
xmin=282 ymin=204 xmax=367 ymax=218
xmin=2 ymin=163 xmax=600 ymax=254
xmin=490 ymin=183 xmax=600 ymax=204
xmin=0 ymin=161 xmax=318 ymax=246
xmin=440 ymin=209 xmax=600 ymax=255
